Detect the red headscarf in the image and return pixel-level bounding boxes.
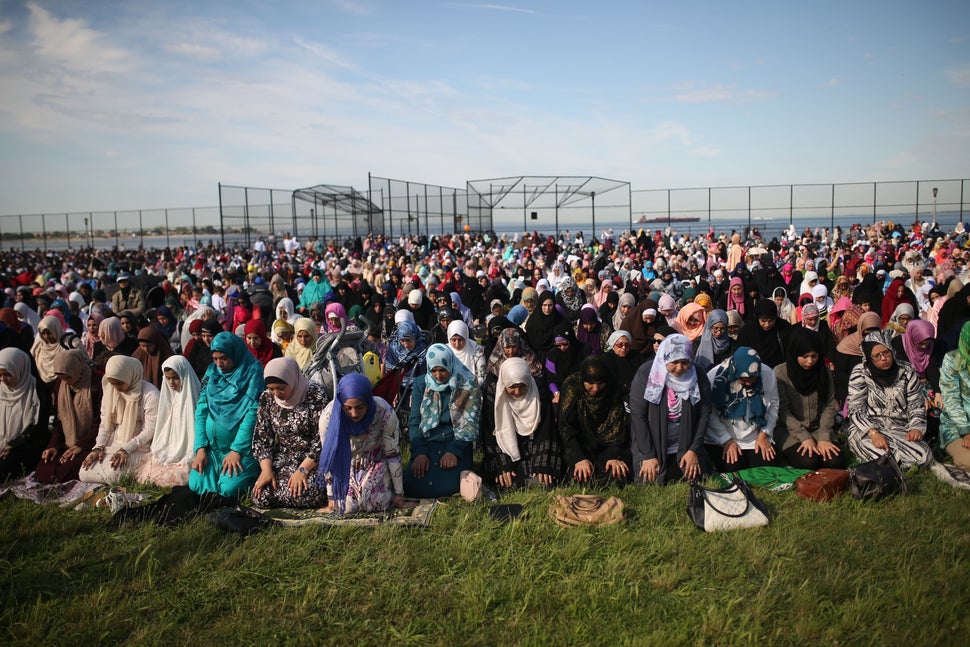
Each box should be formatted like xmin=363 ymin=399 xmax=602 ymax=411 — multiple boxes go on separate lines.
xmin=880 ymin=278 xmax=917 ymax=325
xmin=244 ymin=319 xmax=276 ymax=367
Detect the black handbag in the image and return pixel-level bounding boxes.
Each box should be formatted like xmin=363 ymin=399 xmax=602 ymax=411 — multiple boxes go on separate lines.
xmin=208 ymin=505 xmax=280 ymax=536
xmin=687 ymin=477 xmax=769 ymax=532
xmin=848 ymin=453 xmax=908 ymax=500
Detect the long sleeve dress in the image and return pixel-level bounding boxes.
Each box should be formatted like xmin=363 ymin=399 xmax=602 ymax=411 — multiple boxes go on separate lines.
xmin=845 ymin=361 xmax=932 ymax=468
xmin=318 ymin=396 xmax=404 ymax=512
xmin=251 ymin=382 xmax=328 ymax=508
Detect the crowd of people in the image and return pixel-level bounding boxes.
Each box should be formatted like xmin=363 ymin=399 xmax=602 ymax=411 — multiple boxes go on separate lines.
xmin=2 ymin=217 xmax=970 ymax=515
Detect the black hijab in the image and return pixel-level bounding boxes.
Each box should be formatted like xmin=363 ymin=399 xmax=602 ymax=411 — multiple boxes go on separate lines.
xmin=862 ymin=331 xmax=900 ymax=389
xmin=524 ymin=292 xmax=562 ymax=358
xmin=785 ymin=326 xmax=827 ymax=399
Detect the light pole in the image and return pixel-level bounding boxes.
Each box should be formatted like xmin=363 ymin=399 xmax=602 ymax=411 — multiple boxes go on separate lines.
xmin=932 ymin=187 xmax=939 ymax=230
xmin=84 ymin=217 xmax=89 ymax=249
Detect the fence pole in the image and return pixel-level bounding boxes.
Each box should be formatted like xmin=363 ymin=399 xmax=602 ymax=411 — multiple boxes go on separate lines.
xmin=19 ymin=215 xmax=24 ymax=251
xmin=139 ymin=210 xmax=144 ymax=248
xmin=165 ymin=209 xmax=170 ymax=248
xmin=114 ymin=211 xmax=119 ymax=248
xmin=830 ymin=184 xmax=835 ymax=232
xmin=42 ymin=215 xmax=47 ymax=252
xmin=65 ymin=213 xmax=70 ymax=248
xmin=873 ymin=182 xmax=877 ymax=224
xmin=218 ymin=182 xmax=225 ymax=249
xmin=915 ymin=181 xmax=920 ymax=222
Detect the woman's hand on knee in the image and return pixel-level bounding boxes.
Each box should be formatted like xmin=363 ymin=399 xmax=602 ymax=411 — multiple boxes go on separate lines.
xmin=411 ymin=454 xmax=430 ymax=478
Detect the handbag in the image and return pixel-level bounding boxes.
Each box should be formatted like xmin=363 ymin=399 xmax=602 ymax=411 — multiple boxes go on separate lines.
xmin=848 ymin=453 xmax=908 ymax=501
xmin=208 ymin=505 xmax=281 ymax=536
xmin=548 ymin=494 xmax=625 ymax=528
xmin=794 ymin=468 xmax=850 ymax=502
xmin=687 ymin=477 xmax=769 ymax=532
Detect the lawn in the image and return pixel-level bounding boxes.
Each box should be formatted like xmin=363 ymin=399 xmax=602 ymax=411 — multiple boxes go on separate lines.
xmin=1 ymin=471 xmax=968 ymax=646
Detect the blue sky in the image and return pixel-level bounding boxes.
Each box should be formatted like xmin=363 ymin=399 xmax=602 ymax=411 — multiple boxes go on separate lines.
xmin=0 ymin=0 xmax=968 ymax=216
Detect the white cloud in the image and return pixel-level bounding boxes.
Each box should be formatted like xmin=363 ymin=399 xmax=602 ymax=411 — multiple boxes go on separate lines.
xmin=689 ymin=145 xmax=721 ymax=158
xmin=26 ymin=1 xmax=130 ymax=74
xmin=164 ymin=42 xmax=222 ymax=61
xmin=444 ymin=3 xmax=537 ymax=14
xmin=652 ymin=121 xmax=695 ymax=146
xmin=946 ymin=63 xmax=970 ymax=86
xmin=674 ymin=83 xmax=734 ymax=103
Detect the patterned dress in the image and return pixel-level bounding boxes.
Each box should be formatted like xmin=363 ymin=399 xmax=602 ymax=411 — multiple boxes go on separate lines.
xmin=319 ymin=397 xmax=404 ymax=512
xmin=845 ymin=361 xmax=932 ymax=468
xmin=251 ymin=381 xmax=329 ymax=508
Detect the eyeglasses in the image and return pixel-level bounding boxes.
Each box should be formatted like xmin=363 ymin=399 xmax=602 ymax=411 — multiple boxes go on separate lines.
xmin=653 ymin=338 xmax=665 ymax=344
xmin=614 ymin=343 xmax=631 ymax=349
xmin=870 ymin=350 xmax=893 ymax=361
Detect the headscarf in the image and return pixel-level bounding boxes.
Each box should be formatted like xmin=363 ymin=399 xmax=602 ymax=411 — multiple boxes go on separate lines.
xmin=520 ymin=287 xmax=538 ymax=313
xmin=203 ymin=332 xmax=265 ymax=430
xmin=51 ymin=349 xmax=94 ymax=447
xmin=493 ymin=357 xmax=541 ymax=461
xmin=134 ymin=324 xmax=175 ymax=389
xmin=418 ymin=344 xmax=481 ymax=443
xmin=959 ymin=320 xmax=970 ymax=366
xmin=784 ymin=327 xmax=827 ymax=398
xmin=0 ymin=347 xmax=40 ymax=447
xmin=557 ymin=276 xmax=583 ymax=313
xmin=880 ymin=278 xmax=916 ymax=325
xmin=694 ymin=292 xmax=713 ymax=313
xmin=285 ymin=317 xmax=317 ymax=370
xmin=244 ymin=319 xmax=276 ymax=367
xmin=606 ymin=329 xmax=631 ymax=351
xmin=726 ymin=276 xmax=746 ymax=316
xmin=862 ymin=330 xmax=900 ymax=388
xmin=643 ymin=334 xmax=701 ymax=422
xmin=0 ymin=308 xmax=22 ymax=334
xmin=152 ymin=355 xmax=201 ymax=465
xmin=30 ymin=315 xmax=65 ymax=382
xmin=657 ymin=293 xmax=678 ymax=323
xmin=318 ymin=373 xmax=377 ymax=514
xmin=524 ymin=291 xmax=562 ymax=356
xmin=592 ymin=280 xmax=613 ymax=309
xmin=695 ymin=309 xmax=731 ymax=372
xmin=83 ymin=312 xmax=104 ymax=358
xmin=101 ymin=355 xmax=146 ymax=443
xmin=385 ymin=320 xmax=427 ymax=371
xmin=576 ymin=304 xmax=603 ymax=353
xmin=13 ymin=302 xmax=41 ymax=335
xmin=98 ymin=317 xmax=125 ymax=352
xmin=614 ymin=292 xmax=636 ymax=331
xmin=901 ymin=319 xmax=935 ymax=377
xmin=324 ymin=302 xmax=349 ymax=333
xmin=800 ymin=303 xmax=821 ymax=331
xmin=887 ymin=303 xmax=916 ymax=336
xmin=507 ymin=305 xmax=528 ymax=326
xmin=836 ymin=311 xmax=882 ymax=357
xmin=447 ymin=320 xmax=479 ymax=375
xmin=263 ymin=356 xmax=310 ymax=409
xmin=711 ymin=347 xmax=767 ymax=427
xmin=559 ymin=356 xmax=627 ymax=446
xmin=154 ymin=305 xmax=178 ymax=340
xmin=811 ymin=284 xmax=833 ymax=314
xmin=276 ymin=297 xmax=297 ymax=324
xmin=487 ymin=327 xmax=543 ymax=377
xmin=675 ymin=303 xmax=707 ymax=342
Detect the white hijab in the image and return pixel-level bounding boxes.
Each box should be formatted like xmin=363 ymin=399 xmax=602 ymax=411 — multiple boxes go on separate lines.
xmin=101 ymin=356 xmax=146 ymax=444
xmin=0 ymin=348 xmax=40 ymax=446
xmin=493 ymin=357 xmax=541 ymax=462
xmin=447 ymin=320 xmax=479 ymax=375
xmin=151 ymin=355 xmax=200 ymax=464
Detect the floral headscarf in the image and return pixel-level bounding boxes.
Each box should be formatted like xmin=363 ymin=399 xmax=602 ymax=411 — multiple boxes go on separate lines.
xmin=418 ymin=344 xmax=481 ymax=444
xmin=711 ymin=347 xmax=767 ymax=427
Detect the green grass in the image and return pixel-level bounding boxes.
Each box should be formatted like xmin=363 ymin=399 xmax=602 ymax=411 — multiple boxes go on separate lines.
xmin=1 ymin=472 xmax=969 ymax=646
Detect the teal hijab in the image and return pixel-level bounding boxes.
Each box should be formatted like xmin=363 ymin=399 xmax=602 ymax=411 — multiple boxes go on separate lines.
xmin=203 ymin=332 xmax=265 ymax=429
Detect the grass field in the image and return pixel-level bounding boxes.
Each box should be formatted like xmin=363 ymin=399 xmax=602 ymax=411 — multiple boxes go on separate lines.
xmin=1 ymin=470 xmax=968 ymax=646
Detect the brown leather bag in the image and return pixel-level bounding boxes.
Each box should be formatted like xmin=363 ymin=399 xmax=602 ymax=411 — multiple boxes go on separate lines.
xmin=794 ymin=468 xmax=850 ymax=502
xmin=548 ymin=494 xmax=626 ymax=527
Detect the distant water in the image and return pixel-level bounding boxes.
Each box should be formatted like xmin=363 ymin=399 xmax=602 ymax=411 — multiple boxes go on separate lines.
xmin=4 ymin=211 xmax=965 ymax=253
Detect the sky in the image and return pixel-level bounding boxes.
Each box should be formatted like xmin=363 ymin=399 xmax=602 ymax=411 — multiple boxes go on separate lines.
xmin=0 ymin=0 xmax=968 ymax=219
